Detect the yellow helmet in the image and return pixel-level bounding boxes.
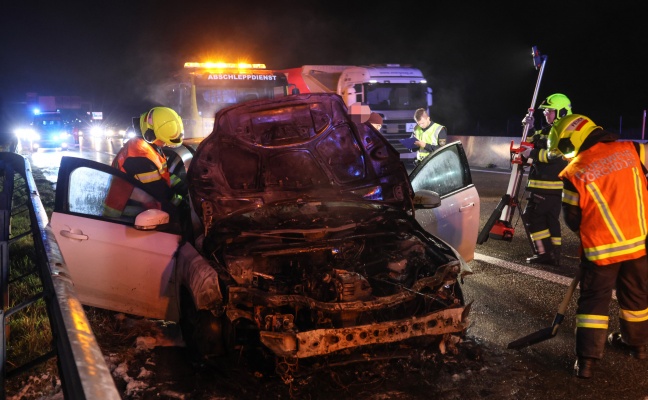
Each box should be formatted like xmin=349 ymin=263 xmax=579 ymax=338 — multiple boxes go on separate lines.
xmin=539 ymin=93 xmax=572 ymax=119
xmin=140 ymin=107 xmax=184 ymax=147
xmin=547 ymin=114 xmax=601 ymax=159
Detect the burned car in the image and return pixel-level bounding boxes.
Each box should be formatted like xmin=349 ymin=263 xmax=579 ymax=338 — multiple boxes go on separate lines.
xmin=49 ymin=93 xmax=479 ymax=363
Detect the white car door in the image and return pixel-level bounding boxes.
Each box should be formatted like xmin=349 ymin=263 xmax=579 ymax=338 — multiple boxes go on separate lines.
xmin=409 ymin=141 xmax=480 ymax=262
xmin=49 ymin=156 xmax=183 ymax=320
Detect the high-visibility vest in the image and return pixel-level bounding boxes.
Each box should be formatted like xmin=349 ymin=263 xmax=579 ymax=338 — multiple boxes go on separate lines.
xmin=560 ymin=141 xmax=648 ymax=265
xmin=414 ymin=122 xmax=445 ymax=161
xmin=112 ymin=137 xmax=171 ymax=186
xmin=527 ymin=131 xmax=567 ymax=194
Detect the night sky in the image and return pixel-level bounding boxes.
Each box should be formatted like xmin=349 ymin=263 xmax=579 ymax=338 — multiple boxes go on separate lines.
xmin=2 ymin=1 xmax=647 ymax=137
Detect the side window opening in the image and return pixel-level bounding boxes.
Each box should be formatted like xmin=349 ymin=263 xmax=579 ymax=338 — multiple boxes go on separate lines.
xmin=411 ymin=145 xmax=468 ymax=197
xmin=68 ymin=167 xmax=161 ymax=224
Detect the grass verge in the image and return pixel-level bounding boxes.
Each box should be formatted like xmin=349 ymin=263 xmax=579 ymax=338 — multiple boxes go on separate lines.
xmin=3 ymin=165 xmax=60 ymax=398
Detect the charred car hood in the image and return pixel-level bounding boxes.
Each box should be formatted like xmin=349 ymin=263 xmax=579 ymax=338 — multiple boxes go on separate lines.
xmin=188 ymin=94 xmax=413 ymax=236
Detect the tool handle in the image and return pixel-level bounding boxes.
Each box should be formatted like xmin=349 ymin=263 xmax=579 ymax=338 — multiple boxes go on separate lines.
xmin=558 ymin=272 xmax=580 ymax=315
xmin=550 ymin=271 xmax=581 ymax=336
xmin=551 ymin=314 xmax=565 ymax=335
xmin=522 ymin=46 xmax=547 ymax=143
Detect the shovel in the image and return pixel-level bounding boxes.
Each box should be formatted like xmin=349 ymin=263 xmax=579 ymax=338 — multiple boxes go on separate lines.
xmin=507 ymin=270 xmax=580 ymax=350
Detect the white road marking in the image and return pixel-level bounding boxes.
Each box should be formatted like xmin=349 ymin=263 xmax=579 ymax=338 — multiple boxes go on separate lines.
xmin=473 ymin=252 xmax=617 ymax=300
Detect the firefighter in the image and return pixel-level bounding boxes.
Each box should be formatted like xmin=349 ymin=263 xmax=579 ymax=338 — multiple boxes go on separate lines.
xmin=411 ymin=108 xmax=447 ymax=165
xmin=106 ymin=107 xmax=187 ymax=217
xmin=520 ymin=93 xmax=571 ymax=265
xmin=548 ymin=114 xmax=648 ymax=379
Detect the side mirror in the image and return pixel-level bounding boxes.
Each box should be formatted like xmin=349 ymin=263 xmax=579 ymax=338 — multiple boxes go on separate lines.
xmin=134 ymin=209 xmax=169 ymax=231
xmin=413 ymin=189 xmax=441 ymax=209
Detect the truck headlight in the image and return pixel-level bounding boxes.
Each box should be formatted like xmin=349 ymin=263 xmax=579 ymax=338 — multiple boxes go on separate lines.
xmin=90 ymin=126 xmax=104 ymax=137
xmin=14 ymin=128 xmax=36 ymax=139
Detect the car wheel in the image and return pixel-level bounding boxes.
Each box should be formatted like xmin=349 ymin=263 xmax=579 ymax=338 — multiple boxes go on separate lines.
xmin=222 ymin=317 xmax=277 ymax=374
xmin=179 ymin=288 xmax=225 ymax=360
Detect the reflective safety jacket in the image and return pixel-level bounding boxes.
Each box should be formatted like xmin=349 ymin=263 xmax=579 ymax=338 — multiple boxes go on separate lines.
xmin=112 ymin=137 xmax=183 ymax=205
xmin=526 ymin=130 xmax=568 ymax=195
xmin=412 ymin=122 xmax=446 ymax=161
xmin=113 ymin=137 xmax=170 ymax=185
xmin=560 ymin=141 xmax=648 ymax=265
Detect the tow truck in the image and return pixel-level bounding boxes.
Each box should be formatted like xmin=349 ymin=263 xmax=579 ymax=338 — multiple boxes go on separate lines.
xmin=162 ymin=62 xmax=292 ymax=141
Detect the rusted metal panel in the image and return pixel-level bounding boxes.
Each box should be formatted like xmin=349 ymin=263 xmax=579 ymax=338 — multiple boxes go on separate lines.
xmin=261 ymin=307 xmax=468 ymax=358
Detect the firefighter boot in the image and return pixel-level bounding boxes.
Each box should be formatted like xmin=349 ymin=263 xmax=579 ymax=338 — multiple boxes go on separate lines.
xmin=526 ymin=239 xmax=556 ymax=265
xmin=608 ymin=332 xmax=647 ymax=360
xmin=527 ymin=239 xmax=544 ymax=263
xmin=573 ymin=357 xmax=596 ymax=379
xmin=526 ymin=253 xmax=555 ymax=264
xmin=552 ymin=247 xmax=561 ymax=267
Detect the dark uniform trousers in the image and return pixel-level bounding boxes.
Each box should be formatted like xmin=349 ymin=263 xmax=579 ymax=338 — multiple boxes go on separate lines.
xmin=576 ymin=255 xmax=648 ymax=359
xmin=524 ymin=192 xmax=562 ymax=252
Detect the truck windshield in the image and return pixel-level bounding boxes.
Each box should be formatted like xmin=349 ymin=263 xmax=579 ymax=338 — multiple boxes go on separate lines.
xmin=196 ymin=86 xmax=279 ymax=117
xmin=364 ymin=83 xmax=428 ymax=111
xmin=36 ymin=120 xmax=63 ymax=127
xmin=167 ymin=76 xmax=289 ymax=121
xmin=34 ymin=116 xmax=64 ymax=130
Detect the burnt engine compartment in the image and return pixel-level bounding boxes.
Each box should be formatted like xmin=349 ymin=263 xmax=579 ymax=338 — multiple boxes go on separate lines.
xmin=203 ymin=208 xmax=464 ymax=338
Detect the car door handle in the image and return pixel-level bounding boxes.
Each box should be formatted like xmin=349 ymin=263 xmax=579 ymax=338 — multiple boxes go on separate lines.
xmin=459 ymin=203 xmax=475 ymax=212
xmin=60 ymin=230 xmax=89 ymax=241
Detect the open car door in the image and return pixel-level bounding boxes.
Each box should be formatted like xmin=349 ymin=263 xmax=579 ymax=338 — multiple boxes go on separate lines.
xmin=49 ymin=156 xmax=183 ymax=320
xmin=409 ymin=141 xmax=480 ymax=262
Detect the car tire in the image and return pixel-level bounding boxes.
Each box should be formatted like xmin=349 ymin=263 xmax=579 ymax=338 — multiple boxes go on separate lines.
xmin=222 ymin=317 xmax=277 ymax=375
xmin=179 ymin=288 xmax=225 ymax=361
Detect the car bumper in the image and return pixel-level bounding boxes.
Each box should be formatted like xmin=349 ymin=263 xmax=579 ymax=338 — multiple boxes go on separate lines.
xmin=259 ymin=305 xmax=469 ymax=358
xmin=225 ymin=264 xmax=470 ymax=359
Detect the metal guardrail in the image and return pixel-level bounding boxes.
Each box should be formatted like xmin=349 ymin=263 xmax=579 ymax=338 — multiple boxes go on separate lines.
xmin=0 ymin=152 xmax=119 ymax=399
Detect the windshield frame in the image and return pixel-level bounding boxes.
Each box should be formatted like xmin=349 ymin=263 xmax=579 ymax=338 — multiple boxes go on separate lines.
xmin=364 ymin=82 xmax=429 ymax=111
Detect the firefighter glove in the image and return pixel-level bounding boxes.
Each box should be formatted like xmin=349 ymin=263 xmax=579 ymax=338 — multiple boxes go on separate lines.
xmin=521 ymin=145 xmax=532 ymax=159
xmin=522 ymin=115 xmax=535 ymax=129
xmin=171 ymin=193 xmax=184 ymax=206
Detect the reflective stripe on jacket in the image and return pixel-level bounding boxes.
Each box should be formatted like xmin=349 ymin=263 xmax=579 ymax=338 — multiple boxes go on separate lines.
xmin=559 ymin=141 xmax=648 ymax=265
xmin=112 ymin=137 xmax=171 ymax=186
xmin=526 ymin=130 xmax=568 ymax=194
xmin=414 ymin=122 xmax=445 ymax=161
xmin=527 ymin=147 xmax=568 ymax=193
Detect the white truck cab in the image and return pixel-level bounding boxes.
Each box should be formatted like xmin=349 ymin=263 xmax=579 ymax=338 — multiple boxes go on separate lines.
xmin=282 ymin=64 xmax=433 ymax=159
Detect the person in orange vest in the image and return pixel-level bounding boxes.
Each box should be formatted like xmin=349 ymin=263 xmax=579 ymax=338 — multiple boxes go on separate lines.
xmin=105 ymin=107 xmax=187 ymax=217
xmin=549 ymin=114 xmax=648 ymax=379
